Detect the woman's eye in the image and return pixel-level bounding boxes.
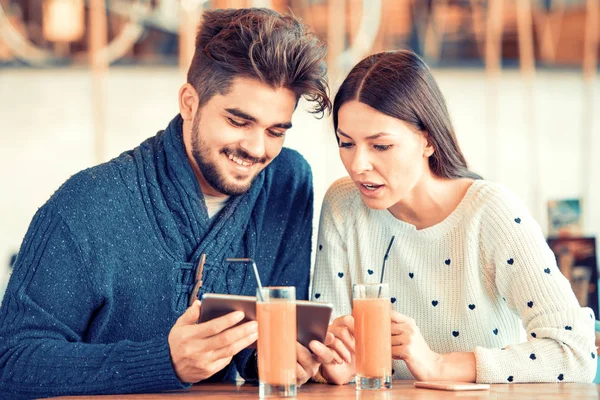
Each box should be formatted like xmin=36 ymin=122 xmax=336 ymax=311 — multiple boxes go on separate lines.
xmin=374 ymin=145 xmax=392 ymax=151
xmin=339 ymin=142 xmax=354 ymax=148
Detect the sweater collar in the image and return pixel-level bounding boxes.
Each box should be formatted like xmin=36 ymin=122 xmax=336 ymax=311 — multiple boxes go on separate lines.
xmin=157 ymin=115 xmax=265 ymax=274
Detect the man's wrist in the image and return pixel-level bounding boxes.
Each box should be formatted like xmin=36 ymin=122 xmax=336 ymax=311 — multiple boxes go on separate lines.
xmin=241 ymin=350 xmax=259 ymax=381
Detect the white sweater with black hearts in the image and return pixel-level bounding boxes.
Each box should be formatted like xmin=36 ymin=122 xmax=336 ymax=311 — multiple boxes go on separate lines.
xmin=312 ymin=177 xmax=597 ymax=383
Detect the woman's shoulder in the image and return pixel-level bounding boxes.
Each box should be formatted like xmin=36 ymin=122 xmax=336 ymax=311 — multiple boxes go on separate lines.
xmin=470 ymin=180 xmax=529 ymax=212
xmin=468 ymin=180 xmax=536 ymax=230
xmin=320 ymin=177 xmax=371 ymax=229
xmin=322 ymin=177 xmax=363 ymax=210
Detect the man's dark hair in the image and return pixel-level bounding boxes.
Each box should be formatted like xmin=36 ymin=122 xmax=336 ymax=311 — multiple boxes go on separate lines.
xmin=187 ymin=8 xmax=331 ymax=116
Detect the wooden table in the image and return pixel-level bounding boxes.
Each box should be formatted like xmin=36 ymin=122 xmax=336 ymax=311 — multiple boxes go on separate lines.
xmin=52 ymin=381 xmax=600 ymax=399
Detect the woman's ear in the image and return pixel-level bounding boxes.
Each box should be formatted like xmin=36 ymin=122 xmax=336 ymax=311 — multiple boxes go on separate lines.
xmin=178 ymin=83 xmax=199 ymax=121
xmin=423 ymin=132 xmax=435 ymax=157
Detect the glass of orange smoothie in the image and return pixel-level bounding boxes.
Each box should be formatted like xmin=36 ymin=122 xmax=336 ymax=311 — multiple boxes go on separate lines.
xmin=257 ymin=286 xmax=297 ymax=398
xmin=353 ymin=283 xmax=392 ymax=390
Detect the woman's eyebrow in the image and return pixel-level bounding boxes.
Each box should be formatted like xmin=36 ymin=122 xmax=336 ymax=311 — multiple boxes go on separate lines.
xmin=337 ymin=128 xmax=392 ymax=140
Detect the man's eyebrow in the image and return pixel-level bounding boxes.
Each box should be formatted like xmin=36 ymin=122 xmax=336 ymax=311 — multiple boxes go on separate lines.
xmin=225 ymin=108 xmax=292 ymax=130
xmin=225 ymin=108 xmax=257 ymax=122
xmin=272 ymin=121 xmax=293 ymax=130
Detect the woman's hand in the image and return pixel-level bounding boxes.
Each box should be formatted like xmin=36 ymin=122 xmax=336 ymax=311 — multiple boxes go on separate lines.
xmin=296 ymin=341 xmax=322 ymax=386
xmin=391 ymin=311 xmax=442 ymax=381
xmin=315 ymin=315 xmax=356 ymax=385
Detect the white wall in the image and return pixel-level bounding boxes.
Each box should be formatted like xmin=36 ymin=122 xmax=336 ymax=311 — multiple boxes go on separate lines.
xmin=1 ymin=67 xmax=599 ymax=298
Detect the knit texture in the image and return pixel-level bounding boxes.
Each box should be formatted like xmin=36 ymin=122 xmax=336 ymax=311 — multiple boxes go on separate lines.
xmin=312 ymin=177 xmax=596 ymax=384
xmin=0 ymin=115 xmax=313 ymax=399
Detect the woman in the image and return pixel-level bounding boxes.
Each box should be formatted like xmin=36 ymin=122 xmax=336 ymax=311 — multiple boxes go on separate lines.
xmin=312 ymin=50 xmax=596 ymax=384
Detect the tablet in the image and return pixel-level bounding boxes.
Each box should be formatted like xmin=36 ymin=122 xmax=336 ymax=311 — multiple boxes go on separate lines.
xmin=198 ymin=293 xmax=333 ymax=349
xmin=414 ymin=381 xmax=490 ymax=391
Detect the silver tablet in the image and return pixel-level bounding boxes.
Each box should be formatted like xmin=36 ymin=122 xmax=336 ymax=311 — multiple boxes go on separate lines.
xmin=198 ymin=293 xmax=333 ymax=349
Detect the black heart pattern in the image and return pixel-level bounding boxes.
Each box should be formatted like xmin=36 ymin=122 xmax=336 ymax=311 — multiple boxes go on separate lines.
xmin=445 ymin=259 xmax=451 ymax=265
xmin=432 ymin=300 xmax=438 ymax=307
xmin=493 ymin=328 xmax=499 ymax=335
xmin=530 ymin=353 xmax=536 ymax=360
xmin=468 ymin=304 xmax=476 ymax=310
xmin=527 ymin=301 xmax=534 ymax=308
xmin=565 ymin=326 xmax=572 ymax=330
xmin=318 ymin=244 xmax=323 ymax=251
xmin=367 ymin=269 xmax=374 ymax=275
xmin=338 ymin=272 xmax=344 ymax=278
xmin=592 ymin=352 xmax=596 ymax=359
xmin=507 ymin=376 xmax=514 ymax=382
xmin=507 ymin=258 xmax=514 ymax=265
xmin=409 ymin=272 xmax=414 ymax=279
xmin=544 ymin=268 xmax=551 ymax=274
xmin=514 ymin=217 xmax=521 ymax=224
xmin=558 ymin=374 xmax=564 ymax=381
xmin=391 ymin=297 xmax=397 ymax=304
xmin=531 ymin=332 xmax=536 ymax=338
xmin=315 ymin=293 xmax=321 ymax=299
xmin=452 ymin=331 xmax=459 ymax=337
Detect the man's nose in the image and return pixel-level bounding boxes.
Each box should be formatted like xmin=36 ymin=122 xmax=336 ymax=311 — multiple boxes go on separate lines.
xmin=239 ymin=129 xmax=266 ymax=160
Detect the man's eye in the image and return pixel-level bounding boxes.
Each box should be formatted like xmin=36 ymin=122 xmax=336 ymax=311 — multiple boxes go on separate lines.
xmin=227 ymin=117 xmax=248 ymax=127
xmin=268 ymin=130 xmax=286 ymax=138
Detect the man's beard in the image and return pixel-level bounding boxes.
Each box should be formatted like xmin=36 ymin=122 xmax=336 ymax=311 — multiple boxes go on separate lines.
xmin=190 ymin=115 xmax=266 ymax=196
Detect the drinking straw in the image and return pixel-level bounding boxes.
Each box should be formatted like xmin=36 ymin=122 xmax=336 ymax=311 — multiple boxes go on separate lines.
xmin=226 ymin=258 xmax=264 ymax=301
xmin=378 ymin=236 xmax=396 ymax=297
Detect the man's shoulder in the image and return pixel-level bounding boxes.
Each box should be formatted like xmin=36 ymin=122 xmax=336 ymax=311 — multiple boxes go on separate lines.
xmin=47 ymin=152 xmax=138 ymax=219
xmin=270 ymin=147 xmax=311 ymax=172
xmin=265 ymin=147 xmax=312 ymax=185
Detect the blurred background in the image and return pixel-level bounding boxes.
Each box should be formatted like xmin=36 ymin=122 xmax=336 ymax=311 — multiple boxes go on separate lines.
xmin=0 ymin=0 xmax=599 ymax=306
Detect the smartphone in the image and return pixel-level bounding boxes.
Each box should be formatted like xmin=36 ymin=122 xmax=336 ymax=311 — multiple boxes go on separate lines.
xmin=198 ymin=293 xmax=333 ymax=349
xmin=414 ymin=381 xmax=491 ymax=391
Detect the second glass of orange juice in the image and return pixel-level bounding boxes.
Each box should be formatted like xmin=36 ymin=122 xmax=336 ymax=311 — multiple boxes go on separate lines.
xmin=353 ymin=283 xmax=392 ymax=390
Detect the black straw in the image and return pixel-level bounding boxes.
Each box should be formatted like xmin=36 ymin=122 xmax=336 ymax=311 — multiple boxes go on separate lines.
xmin=378 ymin=236 xmax=395 ymax=296
xmin=226 ymin=258 xmax=264 ymax=301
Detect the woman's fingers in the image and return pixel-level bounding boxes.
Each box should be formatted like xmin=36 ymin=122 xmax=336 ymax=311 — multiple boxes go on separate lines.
xmin=309 ymin=340 xmax=342 ymax=364
xmin=330 ymin=325 xmax=355 ymax=353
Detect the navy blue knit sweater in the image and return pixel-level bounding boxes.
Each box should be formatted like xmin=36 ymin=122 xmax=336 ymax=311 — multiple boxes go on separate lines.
xmin=0 ymin=115 xmax=313 ymax=399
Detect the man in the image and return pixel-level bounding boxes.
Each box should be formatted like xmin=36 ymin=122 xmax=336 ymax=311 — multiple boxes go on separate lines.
xmin=0 ymin=8 xmax=335 ymax=398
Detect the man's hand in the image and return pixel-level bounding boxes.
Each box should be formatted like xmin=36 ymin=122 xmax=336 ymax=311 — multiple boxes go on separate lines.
xmin=168 ymin=300 xmax=258 ymax=383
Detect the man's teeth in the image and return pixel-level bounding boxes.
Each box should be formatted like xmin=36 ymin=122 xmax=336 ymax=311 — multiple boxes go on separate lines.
xmin=228 ymin=154 xmax=253 ymax=167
